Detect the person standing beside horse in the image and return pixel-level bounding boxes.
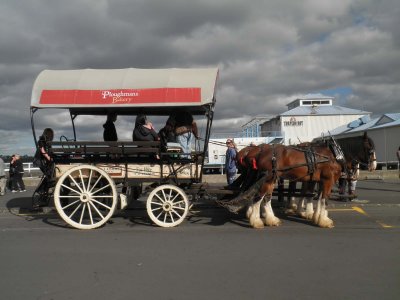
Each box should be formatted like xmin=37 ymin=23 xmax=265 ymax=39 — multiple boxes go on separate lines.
xmin=0 ymin=157 xmax=6 ymax=196
xmin=225 ymin=138 xmax=238 ymax=185
xmin=397 ymin=146 xmax=400 ymax=178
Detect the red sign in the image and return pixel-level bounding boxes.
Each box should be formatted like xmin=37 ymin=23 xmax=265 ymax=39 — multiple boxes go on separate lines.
xmin=40 ymin=88 xmax=201 ymax=105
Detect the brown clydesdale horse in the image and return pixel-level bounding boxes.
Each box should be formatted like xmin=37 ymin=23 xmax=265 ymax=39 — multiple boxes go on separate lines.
xmin=220 ymin=133 xmax=376 ymax=229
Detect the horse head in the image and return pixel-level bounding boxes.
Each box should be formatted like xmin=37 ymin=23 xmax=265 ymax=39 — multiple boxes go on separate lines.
xmin=363 ymin=132 xmax=377 ymax=171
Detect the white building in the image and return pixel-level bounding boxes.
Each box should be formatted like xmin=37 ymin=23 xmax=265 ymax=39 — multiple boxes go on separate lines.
xmin=260 ymin=94 xmax=369 ymax=145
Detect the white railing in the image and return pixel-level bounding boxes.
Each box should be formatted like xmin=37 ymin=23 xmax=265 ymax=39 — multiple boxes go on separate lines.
xmin=4 ymin=162 xmax=41 ymax=177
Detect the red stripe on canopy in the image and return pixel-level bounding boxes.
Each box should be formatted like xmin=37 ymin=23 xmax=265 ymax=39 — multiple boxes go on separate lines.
xmin=40 ymin=88 xmax=201 ymax=105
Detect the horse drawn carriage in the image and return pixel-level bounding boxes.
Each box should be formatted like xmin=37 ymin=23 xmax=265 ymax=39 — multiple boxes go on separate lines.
xmin=30 ymin=67 xmax=221 ymax=229
xmin=30 ymin=67 xmax=377 ymax=230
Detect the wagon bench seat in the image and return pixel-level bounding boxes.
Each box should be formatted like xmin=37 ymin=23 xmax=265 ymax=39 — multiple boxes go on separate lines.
xmin=49 ymin=141 xmax=161 ymax=156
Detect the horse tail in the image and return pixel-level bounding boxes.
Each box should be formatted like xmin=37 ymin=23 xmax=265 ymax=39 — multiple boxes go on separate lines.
xmin=216 ymin=174 xmax=267 ymax=214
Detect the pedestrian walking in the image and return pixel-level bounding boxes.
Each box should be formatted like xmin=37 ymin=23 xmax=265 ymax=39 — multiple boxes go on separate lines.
xmin=7 ymin=155 xmax=15 ymax=191
xmin=11 ymin=154 xmax=25 ymax=192
xmin=0 ymin=157 xmax=6 ymax=196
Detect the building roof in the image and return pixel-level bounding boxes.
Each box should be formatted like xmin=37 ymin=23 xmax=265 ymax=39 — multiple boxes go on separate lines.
xmin=321 ymin=113 xmax=400 ymax=137
xmin=280 ymin=104 xmax=370 ymax=116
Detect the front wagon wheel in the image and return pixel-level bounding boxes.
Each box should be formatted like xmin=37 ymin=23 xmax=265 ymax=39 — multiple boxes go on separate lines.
xmin=54 ymin=165 xmax=117 ymax=229
xmin=146 ymin=185 xmax=189 ymax=227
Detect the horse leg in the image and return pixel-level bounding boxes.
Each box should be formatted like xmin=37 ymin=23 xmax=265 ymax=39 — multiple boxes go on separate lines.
xmin=316 ymin=197 xmax=334 ymax=228
xmin=304 ymin=181 xmax=315 ymax=220
xmin=285 ymin=181 xmax=298 ymax=215
xmin=263 ymin=196 xmax=282 ymax=226
xmin=312 ymin=181 xmax=334 ymax=228
xmin=305 ymin=197 xmax=314 ymax=220
xmin=248 ymin=196 xmax=265 ymax=229
xmin=262 ymin=183 xmax=281 ymax=226
xmin=312 ymin=192 xmax=322 ymax=225
xmin=295 ymin=197 xmax=306 ymax=218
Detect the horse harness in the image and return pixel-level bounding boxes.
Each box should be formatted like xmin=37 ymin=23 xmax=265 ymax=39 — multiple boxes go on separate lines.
xmin=273 ymin=144 xmax=330 ymax=181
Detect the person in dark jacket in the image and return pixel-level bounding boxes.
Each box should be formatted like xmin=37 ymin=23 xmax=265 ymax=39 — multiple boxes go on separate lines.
xmin=103 ymin=113 xmax=118 ymax=141
xmin=11 ymin=154 xmax=25 ymax=192
xmin=132 ymin=114 xmax=159 ymax=141
xmin=159 ymin=115 xmax=177 ymax=148
xmin=34 ymin=128 xmax=54 ymax=174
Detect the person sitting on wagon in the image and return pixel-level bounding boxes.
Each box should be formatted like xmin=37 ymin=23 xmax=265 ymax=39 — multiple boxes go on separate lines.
xmin=103 ymin=113 xmax=118 ymax=141
xmin=174 ymin=111 xmax=199 ymax=157
xmin=159 ymin=115 xmax=177 ymax=146
xmin=132 ymin=114 xmax=159 ymax=142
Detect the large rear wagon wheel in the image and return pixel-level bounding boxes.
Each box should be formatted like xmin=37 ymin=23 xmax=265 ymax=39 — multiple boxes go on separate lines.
xmin=54 ymin=165 xmax=117 ymax=229
xmin=146 ymin=184 xmax=189 ymax=227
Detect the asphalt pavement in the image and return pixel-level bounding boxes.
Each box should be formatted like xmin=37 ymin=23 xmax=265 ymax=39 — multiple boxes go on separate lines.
xmin=1 ymin=175 xmax=399 ymax=213
xmin=0 ymin=176 xmax=399 ymax=300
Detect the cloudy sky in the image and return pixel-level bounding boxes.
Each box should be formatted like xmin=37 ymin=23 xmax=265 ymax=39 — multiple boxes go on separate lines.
xmin=1 ymin=0 xmax=399 ymax=155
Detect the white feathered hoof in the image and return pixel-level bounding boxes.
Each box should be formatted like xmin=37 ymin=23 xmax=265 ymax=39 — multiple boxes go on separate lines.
xmin=305 ymin=211 xmax=314 ymax=221
xmin=317 ymin=216 xmax=334 ymax=228
xmin=250 ymin=217 xmax=265 ymax=229
xmin=264 ymin=216 xmax=282 ymax=227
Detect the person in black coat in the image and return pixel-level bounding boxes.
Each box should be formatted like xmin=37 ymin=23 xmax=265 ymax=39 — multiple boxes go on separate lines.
xmin=103 ymin=113 xmax=118 ymax=141
xmin=132 ymin=114 xmax=159 ymax=141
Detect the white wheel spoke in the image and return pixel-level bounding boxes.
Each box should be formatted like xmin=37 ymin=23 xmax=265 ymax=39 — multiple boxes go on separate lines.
xmin=161 ymin=189 xmax=167 ymax=201
xmin=62 ymin=199 xmax=80 ymax=209
xmin=59 ymin=195 xmax=80 ymax=198
xmin=92 ymin=199 xmax=111 ymax=210
xmin=89 ymin=174 xmax=103 ymax=193
xmin=88 ymin=201 xmax=105 ymax=220
xmin=170 ymin=193 xmax=180 ymax=202
xmin=91 ymin=184 xmax=111 ymax=195
xmin=172 ymin=199 xmax=185 ymax=206
xmin=154 ymin=193 xmax=166 ymax=203
xmin=61 ymin=183 xmax=80 ymax=195
xmin=163 ymin=212 xmax=167 ymax=223
xmin=78 ymin=169 xmax=87 ymax=192
xmin=68 ymin=203 xmax=82 ymax=218
xmin=79 ymin=203 xmax=86 ymax=224
xmin=68 ymin=174 xmax=84 ymax=193
xmin=168 ymin=189 xmax=173 ymax=201
xmin=151 ymin=207 xmax=163 ymax=212
xmin=87 ymin=169 xmax=93 ymax=191
xmin=87 ymin=203 xmax=94 ymax=225
xmin=172 ymin=209 xmax=183 ymax=218
xmin=150 ymin=201 xmax=163 ymax=206
xmin=156 ymin=211 xmax=164 ymax=219
xmin=172 ymin=206 xmax=186 ymax=211
xmin=169 ymin=212 xmax=174 ymax=223
xmin=91 ymin=195 xmax=114 ymax=198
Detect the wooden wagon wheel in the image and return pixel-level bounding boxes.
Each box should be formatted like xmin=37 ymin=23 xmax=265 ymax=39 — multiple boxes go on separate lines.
xmin=146 ymin=184 xmax=189 ymax=227
xmin=54 ymin=165 xmax=117 ymax=229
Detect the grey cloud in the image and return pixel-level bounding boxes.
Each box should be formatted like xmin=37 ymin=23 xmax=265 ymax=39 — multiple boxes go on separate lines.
xmin=0 ymin=0 xmax=399 ymax=155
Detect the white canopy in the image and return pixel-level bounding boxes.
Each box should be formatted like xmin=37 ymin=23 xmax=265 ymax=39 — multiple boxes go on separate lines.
xmin=31 ymin=68 xmax=218 ymax=113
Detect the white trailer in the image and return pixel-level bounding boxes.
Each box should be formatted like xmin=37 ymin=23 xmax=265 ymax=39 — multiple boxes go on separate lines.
xmin=205 ymin=137 xmax=270 ymax=173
